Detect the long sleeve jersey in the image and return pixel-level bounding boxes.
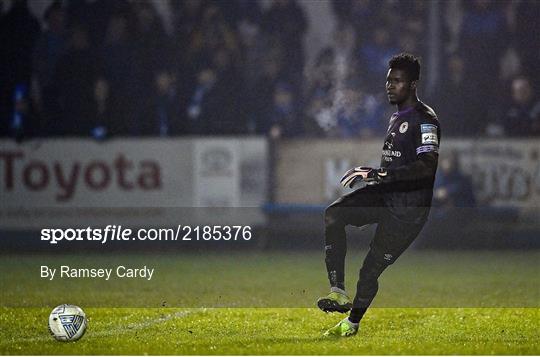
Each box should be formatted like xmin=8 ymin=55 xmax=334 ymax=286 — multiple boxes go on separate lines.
xmin=378 ymin=101 xmax=441 ymax=223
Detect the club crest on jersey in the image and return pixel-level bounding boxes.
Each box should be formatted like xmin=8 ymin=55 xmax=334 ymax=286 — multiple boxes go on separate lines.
xmin=399 ymin=122 xmax=408 ymax=133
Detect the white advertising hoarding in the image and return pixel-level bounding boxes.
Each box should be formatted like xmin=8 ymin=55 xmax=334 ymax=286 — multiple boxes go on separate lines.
xmin=0 ymin=138 xmax=267 ymax=228
xmin=0 ymin=139 xmax=192 ymax=207
xmin=275 ymin=139 xmax=540 ymax=209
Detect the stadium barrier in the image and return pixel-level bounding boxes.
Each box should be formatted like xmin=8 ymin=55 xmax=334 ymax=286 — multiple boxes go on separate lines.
xmin=274 ymin=138 xmax=540 ymax=210
xmin=0 ymin=138 xmax=267 ymax=229
xmin=1 ymin=137 xmax=539 ymax=249
xmin=270 ymin=138 xmax=540 ymax=249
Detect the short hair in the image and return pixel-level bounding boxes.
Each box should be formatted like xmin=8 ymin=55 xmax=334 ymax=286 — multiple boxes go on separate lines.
xmin=388 ymin=53 xmax=421 ymax=82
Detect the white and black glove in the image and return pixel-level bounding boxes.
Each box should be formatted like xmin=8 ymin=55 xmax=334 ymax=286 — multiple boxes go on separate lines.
xmin=340 ymin=166 xmax=388 ymax=188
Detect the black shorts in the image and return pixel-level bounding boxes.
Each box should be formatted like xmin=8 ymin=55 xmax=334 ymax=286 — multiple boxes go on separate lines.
xmin=328 ymin=186 xmax=427 ymax=264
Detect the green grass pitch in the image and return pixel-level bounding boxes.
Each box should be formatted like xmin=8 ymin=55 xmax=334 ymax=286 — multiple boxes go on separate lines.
xmin=1 ymin=251 xmax=539 ymax=355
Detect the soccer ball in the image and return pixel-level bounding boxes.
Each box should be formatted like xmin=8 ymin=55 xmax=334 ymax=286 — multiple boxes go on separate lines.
xmin=48 ymin=304 xmax=87 ymax=341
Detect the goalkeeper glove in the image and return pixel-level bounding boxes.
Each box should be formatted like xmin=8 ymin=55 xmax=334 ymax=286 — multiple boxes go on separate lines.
xmin=340 ymin=167 xmax=388 ymax=188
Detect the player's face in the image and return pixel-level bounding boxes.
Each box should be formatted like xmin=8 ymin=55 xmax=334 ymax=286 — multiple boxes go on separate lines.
xmin=386 ymin=69 xmax=413 ymax=105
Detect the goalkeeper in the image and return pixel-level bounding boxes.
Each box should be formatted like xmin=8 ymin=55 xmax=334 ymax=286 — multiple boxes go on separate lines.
xmin=319 ymin=53 xmax=441 ymax=337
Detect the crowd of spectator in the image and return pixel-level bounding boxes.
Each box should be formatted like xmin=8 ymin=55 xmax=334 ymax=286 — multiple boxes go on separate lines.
xmin=0 ymin=0 xmax=539 ymax=140
xmin=435 ymin=0 xmax=540 ymax=137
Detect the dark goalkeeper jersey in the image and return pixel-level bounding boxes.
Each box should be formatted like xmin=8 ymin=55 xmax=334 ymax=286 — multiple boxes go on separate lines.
xmin=378 ymin=101 xmax=441 ymax=223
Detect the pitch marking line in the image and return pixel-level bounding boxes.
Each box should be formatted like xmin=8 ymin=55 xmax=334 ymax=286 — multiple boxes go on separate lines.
xmin=7 ymin=308 xmax=206 ymax=344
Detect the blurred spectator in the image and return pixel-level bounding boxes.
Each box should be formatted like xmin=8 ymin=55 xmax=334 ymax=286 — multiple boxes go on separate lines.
xmin=435 ymin=54 xmax=481 ymax=137
xmin=496 ymin=76 xmax=540 ymax=137
xmin=185 ymin=59 xmax=241 ymax=135
xmin=242 ymin=60 xmax=280 ymax=135
xmin=334 ymin=86 xmax=367 ymax=138
xmin=434 ymin=152 xmax=476 ymax=207
xmin=172 ymin=0 xmax=207 ymax=130
xmin=171 ymin=0 xmax=205 ymax=68
xmin=2 ymin=0 xmax=538 ymax=139
xmin=173 ymin=0 xmax=206 ymax=69
xmin=306 ymin=47 xmax=335 ymax=105
xmin=185 ymin=67 xmax=217 ymax=134
xmin=332 ymin=24 xmax=359 ymax=88
xmin=10 ymin=83 xmax=38 ymax=141
xmin=101 ymin=11 xmax=136 ymax=135
xmin=238 ymin=19 xmax=267 ymax=90
xmin=209 ymin=46 xmax=244 ymax=134
xmin=0 ymin=0 xmax=41 ymax=136
xmin=215 ymin=0 xmax=262 ymax=29
xmin=50 ymin=25 xmax=103 ymax=135
xmin=131 ymin=2 xmax=171 ymax=79
xmin=137 ymin=69 xmax=182 ymax=136
xmin=65 ymin=0 xmax=123 ymax=49
xmin=31 ymin=1 xmax=66 ymax=126
xmin=244 ymin=54 xmax=286 ymax=135
xmin=357 ymin=27 xmax=399 ymax=92
xmin=397 ymin=30 xmax=422 ymax=59
xmin=183 ymin=3 xmax=240 ymax=80
xmin=90 ymin=77 xmax=111 ymax=140
xmin=397 ymin=0 xmax=428 ymax=58
xmin=377 ymin=0 xmax=401 ymax=35
xmin=334 ymin=0 xmax=377 ymax=39
xmin=204 ymin=4 xmax=240 ymax=58
xmin=130 ymin=2 xmax=174 ymax=135
xmin=442 ymin=0 xmax=463 ymax=55
xmin=512 ymin=0 xmax=540 ymax=85
xmin=266 ymin=82 xmax=302 ymax=139
xmin=498 ymin=47 xmax=521 ymax=85
xmin=351 ymin=89 xmax=387 ymax=138
xmin=399 ymin=1 xmax=428 ymax=34
xmin=331 ymin=0 xmax=351 ymax=24
xmin=459 ymin=0 xmax=507 ymax=110
xmin=261 ymin=0 xmax=307 ymax=85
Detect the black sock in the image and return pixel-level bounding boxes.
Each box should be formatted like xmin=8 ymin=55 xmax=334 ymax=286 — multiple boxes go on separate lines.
xmin=349 ymin=307 xmax=368 ymax=323
xmin=334 ymin=282 xmax=345 ymax=291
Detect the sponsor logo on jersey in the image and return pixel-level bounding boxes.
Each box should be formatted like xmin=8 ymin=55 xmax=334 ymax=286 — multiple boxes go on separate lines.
xmin=399 ymin=122 xmax=408 ymax=133
xmin=382 ymin=148 xmax=402 ymax=162
xmin=382 ymin=150 xmax=402 ymax=157
xmin=421 ymin=124 xmax=437 ymax=134
xmin=421 ymin=133 xmax=438 ymax=145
